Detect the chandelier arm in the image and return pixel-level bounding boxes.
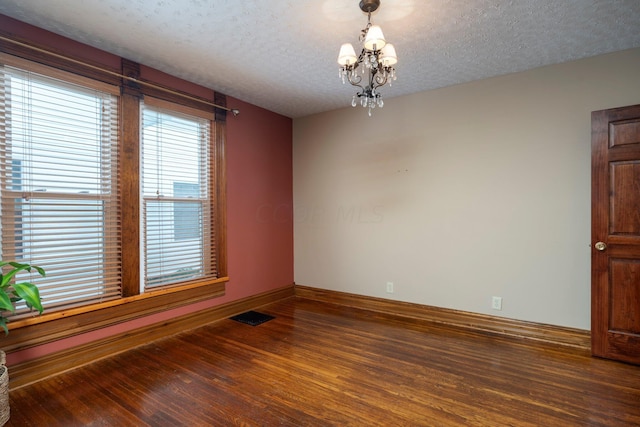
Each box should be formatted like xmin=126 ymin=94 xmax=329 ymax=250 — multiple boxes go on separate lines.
xmin=344 ymin=48 xmax=368 ymax=88
xmin=344 ymin=68 xmax=364 ymax=88
xmin=372 ymin=69 xmax=389 ymax=88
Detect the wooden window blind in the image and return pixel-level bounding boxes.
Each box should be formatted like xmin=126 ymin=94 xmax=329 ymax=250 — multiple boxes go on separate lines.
xmin=141 ymin=98 xmax=216 ymax=290
xmin=0 ymin=57 xmax=121 ymax=314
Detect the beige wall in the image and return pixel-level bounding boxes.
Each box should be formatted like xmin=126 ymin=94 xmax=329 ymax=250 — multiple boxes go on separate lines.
xmin=293 ymin=48 xmax=640 ymax=330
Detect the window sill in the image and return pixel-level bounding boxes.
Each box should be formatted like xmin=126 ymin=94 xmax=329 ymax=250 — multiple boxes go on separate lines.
xmin=3 ymin=277 xmax=228 ymax=353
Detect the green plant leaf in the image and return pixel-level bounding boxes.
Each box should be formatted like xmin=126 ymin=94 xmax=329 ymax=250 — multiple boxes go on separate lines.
xmin=0 ymin=262 xmax=34 ymax=288
xmin=0 ymin=261 xmax=46 ymax=335
xmin=13 ymin=282 xmax=44 ymax=314
xmin=32 ymin=265 xmax=46 ymax=278
xmin=0 ymin=291 xmax=14 ymax=313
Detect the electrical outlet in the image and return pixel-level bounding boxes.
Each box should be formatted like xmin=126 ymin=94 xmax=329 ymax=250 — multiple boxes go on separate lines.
xmin=492 ymin=296 xmax=502 ymax=310
xmin=386 ymin=282 xmax=394 ymax=293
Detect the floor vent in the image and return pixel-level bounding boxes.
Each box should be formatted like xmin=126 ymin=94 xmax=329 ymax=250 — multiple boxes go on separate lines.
xmin=230 ymin=311 xmax=275 ymax=326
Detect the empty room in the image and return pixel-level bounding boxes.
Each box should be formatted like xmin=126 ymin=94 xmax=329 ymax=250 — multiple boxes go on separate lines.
xmin=0 ymin=0 xmax=639 ymax=425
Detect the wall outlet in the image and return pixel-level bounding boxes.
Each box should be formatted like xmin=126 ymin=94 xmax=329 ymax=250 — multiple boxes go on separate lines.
xmin=492 ymin=296 xmax=503 ymax=310
xmin=386 ymin=282 xmax=394 ymax=293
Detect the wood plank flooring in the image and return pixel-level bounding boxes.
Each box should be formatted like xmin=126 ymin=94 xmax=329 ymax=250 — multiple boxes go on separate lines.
xmin=6 ymin=297 xmax=640 ymax=426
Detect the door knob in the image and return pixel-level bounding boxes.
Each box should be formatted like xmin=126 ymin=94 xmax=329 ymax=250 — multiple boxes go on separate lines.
xmin=594 ymin=241 xmax=607 ymax=251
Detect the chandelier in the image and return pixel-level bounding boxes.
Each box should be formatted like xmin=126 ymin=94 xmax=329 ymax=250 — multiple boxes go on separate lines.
xmin=337 ymin=0 xmax=398 ymax=116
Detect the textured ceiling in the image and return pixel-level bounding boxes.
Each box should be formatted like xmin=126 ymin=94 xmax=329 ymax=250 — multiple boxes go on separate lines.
xmin=1 ymin=0 xmax=640 ymax=118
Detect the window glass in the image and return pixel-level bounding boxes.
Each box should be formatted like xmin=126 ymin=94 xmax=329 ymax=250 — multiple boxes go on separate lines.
xmin=0 ymin=65 xmax=121 ymax=313
xmin=141 ymin=102 xmax=213 ymax=289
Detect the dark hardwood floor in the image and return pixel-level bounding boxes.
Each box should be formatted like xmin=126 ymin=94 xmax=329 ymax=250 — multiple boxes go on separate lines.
xmin=6 ymin=297 xmax=640 ymax=426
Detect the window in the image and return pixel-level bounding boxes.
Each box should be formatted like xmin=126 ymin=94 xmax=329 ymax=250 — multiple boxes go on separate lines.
xmin=0 ymin=58 xmax=121 ymax=313
xmin=141 ymin=99 xmax=216 ymax=289
xmin=0 ymin=48 xmax=226 ymax=347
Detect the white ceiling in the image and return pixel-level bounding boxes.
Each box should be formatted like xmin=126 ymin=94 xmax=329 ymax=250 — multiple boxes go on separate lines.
xmin=1 ymin=0 xmax=640 ymax=118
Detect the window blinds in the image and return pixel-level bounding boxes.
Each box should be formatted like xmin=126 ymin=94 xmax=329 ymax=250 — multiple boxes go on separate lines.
xmin=141 ymin=99 xmax=215 ymax=289
xmin=0 ymin=62 xmax=122 ymax=314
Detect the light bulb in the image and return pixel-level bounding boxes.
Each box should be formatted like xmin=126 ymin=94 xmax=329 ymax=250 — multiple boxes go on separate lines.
xmin=380 ymin=43 xmax=398 ymax=66
xmin=364 ymin=25 xmax=386 ymax=51
xmin=337 ymin=43 xmax=357 ymax=66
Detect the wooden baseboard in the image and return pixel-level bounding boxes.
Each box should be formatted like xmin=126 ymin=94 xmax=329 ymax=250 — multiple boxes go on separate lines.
xmin=8 ymin=284 xmax=295 ymax=390
xmin=11 ymin=284 xmax=590 ymax=389
xmin=295 ymin=285 xmax=590 ymax=352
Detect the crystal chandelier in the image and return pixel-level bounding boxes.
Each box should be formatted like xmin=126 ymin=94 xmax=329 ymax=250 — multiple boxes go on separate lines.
xmin=337 ymin=0 xmax=398 ymax=116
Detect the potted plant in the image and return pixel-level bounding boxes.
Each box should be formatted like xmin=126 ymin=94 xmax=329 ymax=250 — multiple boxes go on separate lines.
xmin=0 ymin=260 xmax=45 ymax=426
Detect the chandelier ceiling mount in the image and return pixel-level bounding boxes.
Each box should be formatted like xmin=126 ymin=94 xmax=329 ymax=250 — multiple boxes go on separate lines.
xmin=359 ymin=0 xmax=380 ymax=14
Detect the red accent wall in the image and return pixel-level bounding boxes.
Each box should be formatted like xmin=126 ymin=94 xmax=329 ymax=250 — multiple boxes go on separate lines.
xmin=226 ymin=97 xmax=294 ymax=298
xmin=1 ymin=15 xmax=293 ymax=364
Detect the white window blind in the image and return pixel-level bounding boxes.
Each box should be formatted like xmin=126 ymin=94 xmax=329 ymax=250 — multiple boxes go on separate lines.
xmin=0 ymin=59 xmax=121 ymax=314
xmin=141 ymin=99 xmax=215 ymax=289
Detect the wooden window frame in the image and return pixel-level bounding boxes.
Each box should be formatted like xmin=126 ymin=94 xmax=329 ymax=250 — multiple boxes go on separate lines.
xmin=0 ymin=36 xmax=228 ymax=353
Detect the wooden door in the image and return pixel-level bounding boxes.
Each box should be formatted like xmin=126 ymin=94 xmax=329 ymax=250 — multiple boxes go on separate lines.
xmin=592 ymin=103 xmax=640 ymax=364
